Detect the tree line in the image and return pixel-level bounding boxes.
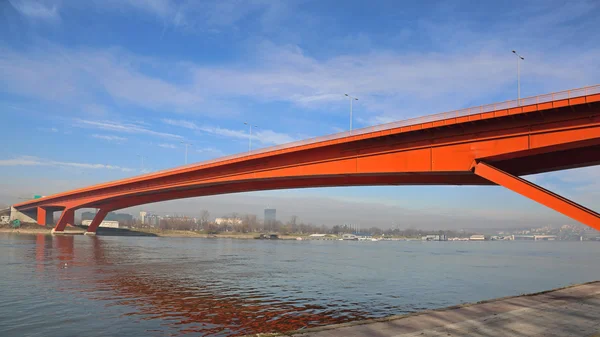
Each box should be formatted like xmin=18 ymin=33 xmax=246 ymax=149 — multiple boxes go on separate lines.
xmin=151 ymin=210 xmax=473 ymax=237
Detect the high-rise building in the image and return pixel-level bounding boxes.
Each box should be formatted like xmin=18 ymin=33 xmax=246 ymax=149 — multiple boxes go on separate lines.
xmin=264 ymin=208 xmax=276 ymax=226
xmin=140 ymin=211 xmax=147 ymax=225
xmin=146 ymin=214 xmax=161 ymax=227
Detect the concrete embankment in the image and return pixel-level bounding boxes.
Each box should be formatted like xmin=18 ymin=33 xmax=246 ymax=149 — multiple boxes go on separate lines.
xmin=252 ymin=281 xmax=600 ymax=337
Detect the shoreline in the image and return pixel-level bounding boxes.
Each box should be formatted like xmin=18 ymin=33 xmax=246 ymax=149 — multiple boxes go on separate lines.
xmin=1 ymin=227 xmax=594 ymax=242
xmin=0 ymin=227 xmax=63 ymax=235
xmin=0 ymin=227 xmax=302 ymax=239
xmin=247 ymin=280 xmax=600 ymax=337
xmin=0 ymin=228 xmax=595 ymax=242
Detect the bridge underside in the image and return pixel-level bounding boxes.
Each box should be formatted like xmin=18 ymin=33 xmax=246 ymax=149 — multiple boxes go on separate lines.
xmin=14 ymin=95 xmax=600 ymax=234
xmin=44 ymin=162 xmax=600 ymax=234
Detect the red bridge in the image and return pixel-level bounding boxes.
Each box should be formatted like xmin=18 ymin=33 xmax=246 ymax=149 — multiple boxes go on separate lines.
xmin=13 ymin=85 xmax=600 ymax=234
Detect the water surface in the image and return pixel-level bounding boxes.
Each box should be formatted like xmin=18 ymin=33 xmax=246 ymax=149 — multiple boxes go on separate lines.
xmin=1 ymin=234 xmax=599 ymax=336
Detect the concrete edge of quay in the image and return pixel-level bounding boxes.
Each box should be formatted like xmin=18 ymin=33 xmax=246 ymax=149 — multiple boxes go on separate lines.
xmin=241 ymin=280 xmax=600 ymax=337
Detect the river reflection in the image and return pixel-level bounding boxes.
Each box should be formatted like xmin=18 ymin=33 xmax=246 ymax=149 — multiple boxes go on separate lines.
xmin=31 ymin=235 xmax=370 ymax=336
xmin=3 ymin=233 xmax=600 ymax=337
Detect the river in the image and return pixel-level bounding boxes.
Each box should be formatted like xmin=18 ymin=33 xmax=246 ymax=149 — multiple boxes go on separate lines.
xmin=1 ymin=233 xmax=599 ymax=336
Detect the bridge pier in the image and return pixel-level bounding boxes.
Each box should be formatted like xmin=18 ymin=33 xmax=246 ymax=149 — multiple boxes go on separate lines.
xmin=86 ymin=209 xmax=109 ymax=234
xmin=473 ymin=161 xmax=600 ymax=231
xmin=53 ymin=208 xmax=75 ymax=233
xmin=10 ymin=206 xmax=37 ymax=223
xmin=36 ymin=207 xmax=54 ymax=226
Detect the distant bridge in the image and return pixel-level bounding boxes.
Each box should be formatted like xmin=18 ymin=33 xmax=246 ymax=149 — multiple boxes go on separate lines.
xmin=13 ymin=85 xmax=600 ymax=234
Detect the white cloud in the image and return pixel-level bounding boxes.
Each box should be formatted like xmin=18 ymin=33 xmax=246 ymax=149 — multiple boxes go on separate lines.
xmin=162 ymin=118 xmax=295 ymax=145
xmin=162 ymin=118 xmax=247 ymax=139
xmin=191 ymin=41 xmax=600 ymax=125
xmin=158 ymin=143 xmax=177 ymax=149
xmin=9 ymin=0 xmax=60 ymax=21
xmin=198 ymin=125 xmax=249 ymax=140
xmin=97 ymin=0 xmax=293 ymax=32
xmin=196 ymin=147 xmax=224 ymax=156
xmin=0 ymin=46 xmax=203 ymax=114
xmin=99 ymin=0 xmax=184 ymax=27
xmin=91 ymin=134 xmax=127 ymax=142
xmin=2 ymin=34 xmax=599 ymax=129
xmin=38 ymin=127 xmax=59 ymax=133
xmin=162 ymin=119 xmax=197 ymax=130
xmin=330 ymin=126 xmax=345 ymax=133
xmin=74 ymin=119 xmax=182 ymax=139
xmin=0 ymin=156 xmax=135 ymax=172
xmin=254 ymin=129 xmax=295 ymax=145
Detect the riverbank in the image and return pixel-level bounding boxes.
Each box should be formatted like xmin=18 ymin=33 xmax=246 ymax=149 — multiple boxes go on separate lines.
xmin=0 ymin=224 xmax=302 ymax=239
xmin=250 ymin=281 xmax=600 ymax=337
xmin=0 ymin=223 xmax=85 ymax=235
xmin=97 ymin=228 xmax=302 ymax=239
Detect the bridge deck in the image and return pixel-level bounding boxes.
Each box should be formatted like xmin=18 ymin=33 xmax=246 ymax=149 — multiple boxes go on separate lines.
xmin=13 ymin=84 xmax=600 ymax=208
xmin=12 ymin=85 xmax=600 ymax=234
xmin=146 ymin=85 xmax=600 ymax=177
xmin=14 ymin=85 xmax=600 ymax=208
xmin=280 ymin=281 xmax=600 ymax=337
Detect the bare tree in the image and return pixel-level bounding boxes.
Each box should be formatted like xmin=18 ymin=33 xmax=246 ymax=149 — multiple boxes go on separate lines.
xmin=199 ymin=210 xmax=210 ymax=230
xmin=160 ymin=217 xmax=195 ymax=230
xmin=247 ymin=214 xmax=259 ymax=232
xmin=241 ymin=215 xmax=250 ymax=232
xmin=242 ymin=214 xmax=259 ymax=233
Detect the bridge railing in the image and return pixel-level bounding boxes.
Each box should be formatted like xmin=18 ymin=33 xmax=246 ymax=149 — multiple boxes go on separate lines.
xmin=149 ymin=84 xmax=600 ymax=176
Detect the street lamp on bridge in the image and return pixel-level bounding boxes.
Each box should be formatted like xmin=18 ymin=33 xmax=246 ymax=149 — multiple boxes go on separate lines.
xmin=244 ymin=122 xmax=258 ymax=153
xmin=512 ymin=50 xmax=525 ymax=104
xmin=180 ymin=142 xmax=193 ymax=164
xmin=344 ymin=93 xmax=358 ymax=131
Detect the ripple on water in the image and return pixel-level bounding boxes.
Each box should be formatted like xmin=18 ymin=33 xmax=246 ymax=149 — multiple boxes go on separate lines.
xmin=1 ymin=234 xmax=600 ymax=336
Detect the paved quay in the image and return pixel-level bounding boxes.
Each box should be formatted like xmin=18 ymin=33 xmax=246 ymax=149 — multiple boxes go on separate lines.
xmin=261 ymin=281 xmax=600 ymax=337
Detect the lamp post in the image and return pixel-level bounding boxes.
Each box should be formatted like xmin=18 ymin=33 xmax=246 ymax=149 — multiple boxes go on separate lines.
xmin=180 ymin=142 xmax=192 ymax=164
xmin=344 ymin=94 xmax=358 ymax=131
xmin=244 ymin=122 xmax=258 ymax=152
xmin=512 ymin=50 xmax=525 ymax=104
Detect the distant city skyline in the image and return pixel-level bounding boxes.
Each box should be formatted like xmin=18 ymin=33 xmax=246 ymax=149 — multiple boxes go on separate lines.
xmin=76 ymin=207 xmax=599 ymax=238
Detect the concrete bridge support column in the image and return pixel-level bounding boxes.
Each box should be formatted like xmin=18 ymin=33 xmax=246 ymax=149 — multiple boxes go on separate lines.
xmin=473 ymin=161 xmax=600 ymax=232
xmin=10 ymin=206 xmax=37 ymax=223
xmin=85 ymin=209 xmax=109 ymax=235
xmin=36 ymin=207 xmax=53 ymax=226
xmin=53 ymin=208 xmax=75 ymax=233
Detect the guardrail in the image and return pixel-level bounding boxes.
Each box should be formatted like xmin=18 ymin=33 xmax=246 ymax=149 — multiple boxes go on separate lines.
xmin=150 ymin=84 xmax=600 ymax=176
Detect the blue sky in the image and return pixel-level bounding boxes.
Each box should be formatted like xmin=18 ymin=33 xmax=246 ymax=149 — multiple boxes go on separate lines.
xmin=0 ymin=0 xmax=599 ymax=228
